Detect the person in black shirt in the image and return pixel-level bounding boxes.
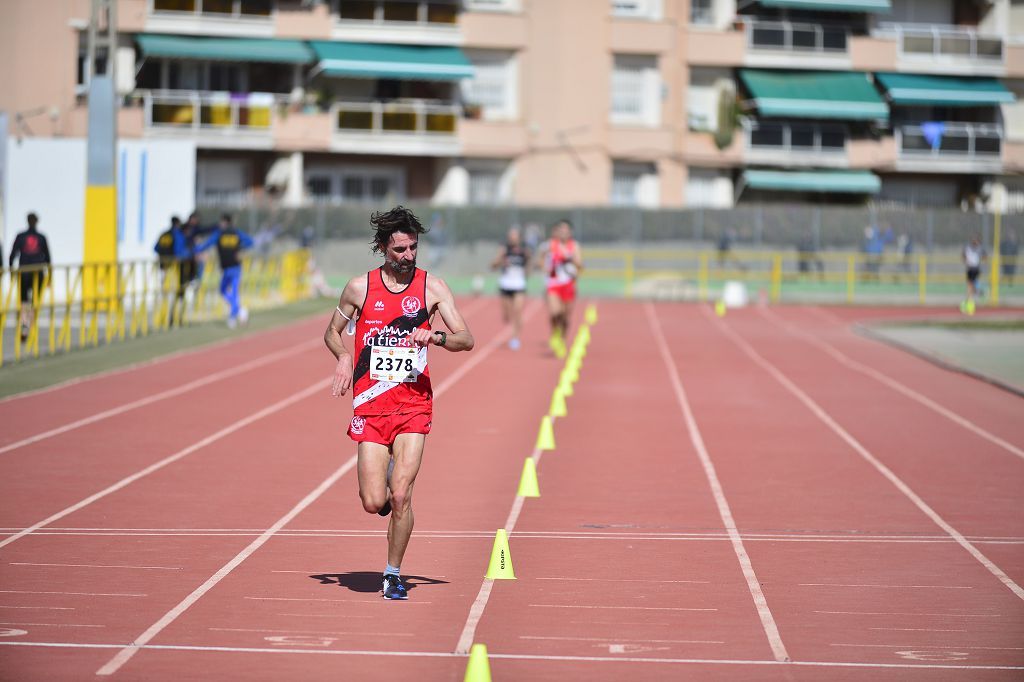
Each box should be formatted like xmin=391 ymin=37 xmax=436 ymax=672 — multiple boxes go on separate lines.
xmin=154 ymin=216 xmax=195 ymax=326
xmin=9 ymin=213 xmax=52 ymax=341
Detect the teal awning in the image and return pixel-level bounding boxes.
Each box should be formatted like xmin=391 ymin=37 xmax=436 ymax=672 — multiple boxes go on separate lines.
xmin=135 ymin=34 xmax=313 ymax=64
xmin=758 ymin=0 xmax=891 ymax=11
xmin=310 ymin=41 xmax=473 ymax=81
xmin=876 ymin=73 xmax=1015 ymax=106
xmin=744 ymin=170 xmax=881 ymax=194
xmin=740 ymin=70 xmax=889 ymax=121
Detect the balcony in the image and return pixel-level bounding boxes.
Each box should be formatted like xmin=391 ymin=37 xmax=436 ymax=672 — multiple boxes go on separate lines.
xmin=742 ymin=19 xmax=850 ymax=68
xmin=331 ymin=0 xmax=461 ymax=45
xmin=745 ymin=121 xmax=849 ymax=168
xmin=874 ymin=24 xmax=1004 ymax=76
xmin=330 ymin=99 xmax=461 ymax=156
xmin=895 ymin=122 xmax=1003 ymax=172
xmin=142 ymin=91 xmax=278 ymax=148
xmin=147 ymin=0 xmax=275 ymax=37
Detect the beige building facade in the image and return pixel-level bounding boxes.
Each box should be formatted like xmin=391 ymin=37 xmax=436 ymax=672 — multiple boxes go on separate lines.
xmin=1 ymin=0 xmax=1023 ymax=210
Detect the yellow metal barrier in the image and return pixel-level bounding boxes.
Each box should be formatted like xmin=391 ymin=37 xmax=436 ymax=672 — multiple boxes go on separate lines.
xmin=1 ymin=249 xmax=311 ymax=367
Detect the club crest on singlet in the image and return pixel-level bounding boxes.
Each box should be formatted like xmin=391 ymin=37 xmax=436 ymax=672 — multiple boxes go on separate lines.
xmin=401 ymin=296 xmax=421 ymax=317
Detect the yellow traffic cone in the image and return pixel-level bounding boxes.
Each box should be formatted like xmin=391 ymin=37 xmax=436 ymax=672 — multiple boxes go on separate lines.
xmin=715 ymin=300 xmax=727 ymax=317
xmin=558 ymin=370 xmax=574 ymax=397
xmin=485 ymin=529 xmax=516 ymax=579
xmin=549 ymin=387 xmax=568 ymax=418
xmin=464 ymin=643 xmax=492 ymax=682
xmin=535 ymin=416 xmax=555 ymax=450
xmin=517 ymin=457 xmax=540 ymax=497
xmin=585 ymin=305 xmax=597 ymax=325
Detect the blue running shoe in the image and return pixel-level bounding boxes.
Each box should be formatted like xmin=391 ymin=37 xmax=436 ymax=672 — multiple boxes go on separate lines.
xmin=382 ymin=574 xmax=408 ymax=600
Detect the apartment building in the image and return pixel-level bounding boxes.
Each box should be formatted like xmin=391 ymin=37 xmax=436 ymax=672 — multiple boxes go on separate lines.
xmin=0 ymin=0 xmax=1022 ymax=210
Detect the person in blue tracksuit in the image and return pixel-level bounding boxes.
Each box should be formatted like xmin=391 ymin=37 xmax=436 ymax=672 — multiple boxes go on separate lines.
xmin=194 ymin=214 xmax=254 ymax=328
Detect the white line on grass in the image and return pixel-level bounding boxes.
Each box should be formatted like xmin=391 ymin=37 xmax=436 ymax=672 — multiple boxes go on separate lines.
xmin=707 ymin=306 xmax=1024 ymax=603
xmin=0 ymin=338 xmax=321 ymax=456
xmin=647 ymin=303 xmax=791 ymax=663
xmin=760 ymin=307 xmax=1024 ymax=461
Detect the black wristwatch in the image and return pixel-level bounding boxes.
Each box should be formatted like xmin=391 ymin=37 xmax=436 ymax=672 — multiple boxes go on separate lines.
xmin=434 ymin=330 xmax=447 ymax=347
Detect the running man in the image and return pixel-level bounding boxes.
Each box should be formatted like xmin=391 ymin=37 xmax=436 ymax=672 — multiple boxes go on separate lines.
xmin=194 ymin=214 xmax=254 ymax=328
xmin=491 ymin=226 xmax=530 ymax=350
xmin=961 ymin=234 xmax=987 ymax=315
xmin=324 ymin=206 xmax=474 ymax=601
xmin=538 ymin=219 xmax=582 ymax=358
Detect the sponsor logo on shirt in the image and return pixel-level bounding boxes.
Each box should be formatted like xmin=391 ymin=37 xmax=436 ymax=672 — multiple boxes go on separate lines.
xmin=350 ymin=415 xmax=366 ymax=435
xmin=401 ymin=296 xmax=421 ymax=317
xmin=374 ymin=300 xmax=385 ymax=311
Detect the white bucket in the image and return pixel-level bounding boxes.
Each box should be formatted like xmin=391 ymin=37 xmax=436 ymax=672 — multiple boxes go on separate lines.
xmin=722 ymin=280 xmax=749 ymax=308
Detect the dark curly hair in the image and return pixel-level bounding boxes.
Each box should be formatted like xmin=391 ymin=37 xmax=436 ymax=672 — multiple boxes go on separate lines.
xmin=369 ymin=206 xmax=428 ymax=255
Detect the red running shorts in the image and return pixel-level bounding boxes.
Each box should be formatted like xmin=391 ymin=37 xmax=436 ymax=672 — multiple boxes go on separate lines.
xmin=347 ymin=410 xmax=432 ymax=446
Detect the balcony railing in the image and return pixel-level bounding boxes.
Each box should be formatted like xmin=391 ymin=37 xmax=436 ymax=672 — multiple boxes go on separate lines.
xmin=746 ymin=19 xmax=848 ymax=54
xmin=897 ymin=122 xmax=1002 ymax=158
xmin=876 ymin=24 xmax=1003 ymax=63
xmin=746 ymin=121 xmax=848 ymax=155
xmin=331 ymin=99 xmax=460 ymax=136
xmin=143 ymin=91 xmax=279 ymax=132
xmin=150 ymin=0 xmax=272 ymax=19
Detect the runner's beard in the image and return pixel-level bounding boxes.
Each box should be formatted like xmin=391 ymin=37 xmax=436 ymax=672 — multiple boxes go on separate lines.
xmin=388 ymin=257 xmax=416 ymax=274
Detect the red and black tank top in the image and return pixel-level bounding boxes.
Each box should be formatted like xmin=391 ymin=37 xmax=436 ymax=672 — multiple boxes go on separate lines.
xmin=351 ymin=267 xmax=432 ymax=416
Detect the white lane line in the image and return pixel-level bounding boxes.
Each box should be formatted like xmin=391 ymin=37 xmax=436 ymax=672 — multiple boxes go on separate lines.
xmin=209 ymin=628 xmax=414 ymax=637
xmin=94 ymin=455 xmax=359 ymax=676
xmin=800 ymin=583 xmax=973 ymax=589
xmin=245 ymin=596 xmax=430 ymax=605
xmin=833 ymin=643 xmax=1024 ymax=651
xmin=534 ymin=577 xmax=709 ymax=584
xmin=0 ymin=313 xmax=324 ymax=406
xmin=9 ymin=562 xmax=182 ymax=570
xmin=0 ymin=380 xmax=329 ymax=551
xmin=7 ymin=641 xmax=1024 ymax=671
xmin=0 ymin=338 xmax=320 ymax=456
xmin=529 ymin=604 xmax=716 ymax=612
xmin=815 ymin=611 xmax=1000 ymax=618
xmin=94 ymin=308 xmax=512 ymax=677
xmin=647 ymin=303 xmax=790 ymax=663
xmin=709 ymin=307 xmax=1024 ymax=603
xmin=0 ymin=621 xmax=103 ymax=628
xmin=519 ymin=636 xmax=725 ymax=644
xmin=0 ymin=606 xmax=75 ymax=610
xmin=0 ymin=590 xmax=146 ymax=597
xmin=870 ymin=628 xmax=967 ymax=632
xmin=761 ymin=307 xmax=1024 ymax=461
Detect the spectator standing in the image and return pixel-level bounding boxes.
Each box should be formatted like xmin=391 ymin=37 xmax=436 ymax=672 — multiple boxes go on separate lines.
xmin=961 ymin=234 xmax=987 ymax=314
xmin=9 ymin=213 xmax=52 ymax=342
xmin=194 ymin=214 xmax=255 ymax=328
xmin=153 ymin=216 xmax=194 ymax=326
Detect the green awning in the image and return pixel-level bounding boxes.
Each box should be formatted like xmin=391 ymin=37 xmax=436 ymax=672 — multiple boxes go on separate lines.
xmin=758 ymin=0 xmax=891 ymax=11
xmin=310 ymin=42 xmax=473 ymax=81
xmin=744 ymin=169 xmax=881 ymax=194
xmin=876 ymin=73 xmax=1015 ymax=106
xmin=740 ymin=70 xmax=889 ymax=121
xmin=135 ymin=34 xmax=313 ymax=64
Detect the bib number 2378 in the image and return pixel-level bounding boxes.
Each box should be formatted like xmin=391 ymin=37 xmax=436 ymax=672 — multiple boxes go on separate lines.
xmin=370 ymin=346 xmax=419 ymax=383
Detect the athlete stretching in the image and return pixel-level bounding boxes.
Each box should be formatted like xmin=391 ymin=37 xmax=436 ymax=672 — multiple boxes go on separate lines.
xmin=324 ymin=206 xmax=474 ymax=600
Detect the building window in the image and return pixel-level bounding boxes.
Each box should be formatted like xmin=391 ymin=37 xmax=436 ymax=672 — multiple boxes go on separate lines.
xmin=305 ymin=167 xmax=404 ymax=204
xmin=465 ymin=0 xmax=518 ymax=12
xmin=690 ymin=0 xmax=713 ymax=25
xmin=196 ymin=159 xmax=250 ymax=206
xmin=462 ymin=50 xmax=517 ymax=120
xmin=162 ymin=60 xmax=249 ymax=92
xmin=688 ymin=68 xmax=732 ymax=132
xmin=465 ymin=160 xmax=511 ymax=205
xmin=611 ymin=162 xmax=658 ymax=207
xmin=152 ymin=0 xmax=272 ymax=18
xmin=334 ymin=0 xmax=458 ymax=25
xmin=686 ymin=168 xmax=733 ymax=208
xmin=610 ymin=55 xmax=660 ymax=127
xmin=611 ymin=0 xmax=662 ymax=20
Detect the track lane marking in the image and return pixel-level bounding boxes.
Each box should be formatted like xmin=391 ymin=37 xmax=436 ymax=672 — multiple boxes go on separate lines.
xmin=0 ymin=338 xmax=322 ymax=456
xmin=647 ymin=303 xmax=790 ymax=663
xmin=5 ymin=641 xmax=1024 ymax=670
xmin=707 ymin=306 xmax=1024 ymax=603
xmin=93 ymin=302 xmax=519 ymax=676
xmin=760 ymin=307 xmax=1024 ymax=461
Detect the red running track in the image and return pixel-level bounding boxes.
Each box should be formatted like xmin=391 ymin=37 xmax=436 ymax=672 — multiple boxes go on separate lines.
xmin=0 ymin=299 xmax=1021 ymax=681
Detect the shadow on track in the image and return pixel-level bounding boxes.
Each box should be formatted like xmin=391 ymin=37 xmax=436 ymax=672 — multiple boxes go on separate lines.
xmin=309 ymin=571 xmax=449 ymax=594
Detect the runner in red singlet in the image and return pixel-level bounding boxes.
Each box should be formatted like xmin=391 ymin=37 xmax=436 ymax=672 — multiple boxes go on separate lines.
xmin=538 ymin=219 xmax=582 ymax=358
xmin=324 ymin=206 xmax=474 ymax=600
